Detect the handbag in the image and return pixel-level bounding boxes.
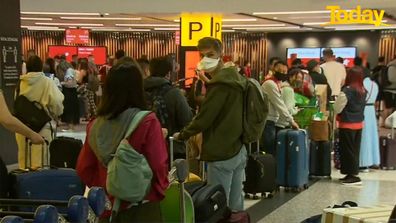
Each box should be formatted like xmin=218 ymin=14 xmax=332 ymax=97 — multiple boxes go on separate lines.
xmin=13 ymin=81 xmax=51 ymax=133
xmin=308 ymin=120 xmax=330 ymax=141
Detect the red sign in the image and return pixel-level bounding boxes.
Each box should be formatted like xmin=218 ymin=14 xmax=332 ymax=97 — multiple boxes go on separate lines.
xmin=65 ymin=29 xmax=89 ymax=44
xmin=175 ymin=31 xmax=180 ymax=45
xmin=184 ymin=51 xmax=201 ymax=87
xmin=77 ymin=46 xmax=107 ymax=65
xmin=48 ymin=46 xmax=77 ymax=62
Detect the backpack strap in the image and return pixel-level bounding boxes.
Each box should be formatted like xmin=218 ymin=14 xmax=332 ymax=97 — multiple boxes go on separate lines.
xmin=124 ymin=111 xmax=152 ymax=139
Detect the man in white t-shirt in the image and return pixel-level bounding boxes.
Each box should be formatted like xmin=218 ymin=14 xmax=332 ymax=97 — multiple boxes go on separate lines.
xmin=321 ymin=48 xmax=347 ymax=97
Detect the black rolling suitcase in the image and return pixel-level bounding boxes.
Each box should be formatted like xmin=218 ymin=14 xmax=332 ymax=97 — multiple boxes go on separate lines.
xmin=309 ymin=141 xmax=331 ymax=177
xmin=49 ymin=136 xmax=83 ymax=168
xmin=170 ymin=137 xmax=228 ymax=223
xmin=379 ymin=127 xmax=396 ymax=170
xmin=244 ymin=140 xmax=277 ymax=199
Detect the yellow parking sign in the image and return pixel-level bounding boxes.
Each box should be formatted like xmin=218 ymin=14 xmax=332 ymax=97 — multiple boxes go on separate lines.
xmin=181 ymin=13 xmax=222 ymax=47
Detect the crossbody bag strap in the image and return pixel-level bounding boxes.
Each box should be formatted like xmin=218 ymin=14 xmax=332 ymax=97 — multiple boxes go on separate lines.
xmin=124 ymin=111 xmax=152 ymax=139
xmin=365 ymin=81 xmax=374 ymax=104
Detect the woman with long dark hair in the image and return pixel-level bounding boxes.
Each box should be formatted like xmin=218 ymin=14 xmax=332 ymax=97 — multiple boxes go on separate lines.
xmin=76 ymin=61 xmax=169 ymax=222
xmin=334 ymin=67 xmax=367 ymax=185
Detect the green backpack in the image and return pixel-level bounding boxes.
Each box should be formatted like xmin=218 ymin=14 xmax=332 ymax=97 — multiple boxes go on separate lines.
xmin=242 ymin=78 xmax=269 ymax=144
xmin=106 ymin=111 xmax=153 ymax=217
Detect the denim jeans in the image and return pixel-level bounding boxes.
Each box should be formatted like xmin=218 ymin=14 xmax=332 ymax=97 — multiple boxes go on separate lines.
xmin=262 ymin=121 xmax=276 ymax=155
xmin=207 ymin=146 xmax=247 ymax=211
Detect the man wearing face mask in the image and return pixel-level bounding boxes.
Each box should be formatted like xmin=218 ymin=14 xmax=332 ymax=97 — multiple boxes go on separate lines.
xmin=174 ymin=37 xmax=248 ymax=212
xmin=262 ymin=61 xmax=299 ymax=156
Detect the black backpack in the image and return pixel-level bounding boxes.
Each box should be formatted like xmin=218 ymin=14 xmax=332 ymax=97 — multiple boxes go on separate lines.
xmin=13 ymin=82 xmax=51 ymax=133
xmin=381 ymin=64 xmax=396 ymax=88
xmin=146 ymin=84 xmax=172 ymax=129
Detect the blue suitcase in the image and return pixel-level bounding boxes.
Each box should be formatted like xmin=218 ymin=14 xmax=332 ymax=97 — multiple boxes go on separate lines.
xmin=8 ymin=140 xmax=85 ymax=212
xmin=276 ymin=129 xmax=309 ymax=191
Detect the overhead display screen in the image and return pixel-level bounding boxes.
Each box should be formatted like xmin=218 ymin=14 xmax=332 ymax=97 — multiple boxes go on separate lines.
xmin=286 ymin=48 xmax=321 ymax=67
xmin=65 ymin=29 xmax=89 ymax=44
xmin=77 ymin=46 xmax=107 ymax=65
xmin=321 ymin=47 xmax=357 ymax=67
xmin=48 ymin=45 xmax=77 ymax=62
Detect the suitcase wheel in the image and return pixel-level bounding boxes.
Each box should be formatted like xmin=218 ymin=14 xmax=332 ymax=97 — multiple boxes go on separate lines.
xmin=264 ymin=193 xmax=274 ymax=199
xmin=252 ymin=194 xmax=260 ymax=200
xmin=245 ymin=194 xmax=250 ymax=199
xmin=284 ymin=187 xmax=291 ymax=193
xmin=304 ymin=184 xmax=309 ymax=190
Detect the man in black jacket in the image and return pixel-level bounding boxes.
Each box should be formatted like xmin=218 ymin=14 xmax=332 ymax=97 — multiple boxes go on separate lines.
xmin=307 ymin=59 xmax=332 ymax=102
xmin=144 ymin=57 xmax=193 ymax=158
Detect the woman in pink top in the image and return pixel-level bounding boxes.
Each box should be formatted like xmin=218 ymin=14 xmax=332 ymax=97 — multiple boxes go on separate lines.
xmin=76 ymin=61 xmax=169 ymax=222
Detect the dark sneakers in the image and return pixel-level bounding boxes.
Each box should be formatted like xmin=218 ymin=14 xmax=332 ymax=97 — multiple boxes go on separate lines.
xmin=341 ymin=175 xmax=362 ymax=185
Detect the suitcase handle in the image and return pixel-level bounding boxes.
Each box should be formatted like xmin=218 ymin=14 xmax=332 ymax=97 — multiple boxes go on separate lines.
xmin=24 ymin=138 xmax=50 ymax=170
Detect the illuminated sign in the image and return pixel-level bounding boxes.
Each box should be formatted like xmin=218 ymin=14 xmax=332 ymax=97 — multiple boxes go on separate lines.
xmin=325 ymin=5 xmax=387 ymax=27
xmin=181 ymin=13 xmax=222 ymax=47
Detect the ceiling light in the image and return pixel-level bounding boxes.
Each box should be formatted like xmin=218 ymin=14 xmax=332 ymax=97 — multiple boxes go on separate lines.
xmin=223 ymin=24 xmax=285 ymax=27
xmin=222 ymin=19 xmax=257 ymax=22
xmin=21 ymin=12 xmax=100 ymax=16
xmin=288 ymin=15 xmax=331 ymax=19
xmin=303 ymin=22 xmax=326 ymax=25
xmin=60 ymin=17 xmax=142 ymax=21
xmin=174 ymin=19 xmax=180 ymax=22
xmin=36 ymin=22 xmax=104 ymax=26
xmin=273 ymin=17 xmax=278 ymax=20
xmin=104 ymin=13 xmax=110 ymax=16
xmin=21 ymin=17 xmax=53 ymax=21
xmin=69 ymin=26 xmax=77 ymax=29
xmin=89 ymin=28 xmax=151 ymax=32
xmin=253 ymin=10 xmax=330 ymax=15
xmin=116 ymin=24 xmax=179 ymax=27
xmin=329 ymin=25 xmax=396 ymax=31
xmin=154 ymin=27 xmax=180 ymax=31
xmin=233 ymin=26 xmax=300 ymax=30
xmin=222 ymin=30 xmax=236 ymax=32
xmin=21 ymin=25 xmax=65 ymax=31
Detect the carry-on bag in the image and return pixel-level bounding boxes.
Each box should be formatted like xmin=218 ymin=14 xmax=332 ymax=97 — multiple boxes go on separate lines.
xmin=9 ymin=139 xmax=84 ymax=208
xmin=170 ymin=137 xmax=228 ymax=223
xmin=276 ymin=129 xmax=309 ymax=192
xmin=309 ymin=141 xmax=331 ymax=177
xmin=244 ymin=140 xmax=276 ymax=199
xmin=49 ymin=136 xmax=83 ymax=169
xmin=379 ymin=126 xmax=396 ymax=170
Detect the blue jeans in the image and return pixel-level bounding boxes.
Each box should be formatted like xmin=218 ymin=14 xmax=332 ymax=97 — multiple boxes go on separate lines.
xmin=207 ymin=146 xmax=247 ymax=211
xmin=262 ymin=121 xmax=276 ymax=155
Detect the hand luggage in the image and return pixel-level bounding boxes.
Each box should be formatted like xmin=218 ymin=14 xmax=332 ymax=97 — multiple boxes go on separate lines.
xmin=244 ymin=140 xmax=276 ymax=199
xmin=276 ymin=129 xmax=309 ymax=192
xmin=379 ymin=127 xmax=396 ymax=170
xmin=8 ymin=139 xmax=85 ymax=212
xmin=170 ymin=137 xmax=227 ymax=223
xmin=309 ymin=141 xmax=331 ymax=177
xmin=49 ymin=136 xmax=83 ymax=169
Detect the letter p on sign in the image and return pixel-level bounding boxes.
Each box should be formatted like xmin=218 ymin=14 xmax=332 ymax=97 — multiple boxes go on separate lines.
xmin=181 ymin=13 xmax=222 ymax=47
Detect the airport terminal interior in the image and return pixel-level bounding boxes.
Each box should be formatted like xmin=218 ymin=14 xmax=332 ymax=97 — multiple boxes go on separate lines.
xmin=1 ymin=0 xmax=396 ymax=222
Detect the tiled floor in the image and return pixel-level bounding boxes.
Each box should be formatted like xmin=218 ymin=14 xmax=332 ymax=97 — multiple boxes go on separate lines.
xmin=255 ymin=169 xmax=396 ymax=223
xmin=57 ymin=125 xmax=396 ymax=223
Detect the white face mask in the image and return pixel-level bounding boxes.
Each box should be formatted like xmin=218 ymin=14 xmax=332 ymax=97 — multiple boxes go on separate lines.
xmin=197 ymin=56 xmax=220 ymax=71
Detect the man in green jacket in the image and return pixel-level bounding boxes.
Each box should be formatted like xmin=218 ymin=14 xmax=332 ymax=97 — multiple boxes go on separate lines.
xmin=174 ymin=37 xmax=248 ymax=211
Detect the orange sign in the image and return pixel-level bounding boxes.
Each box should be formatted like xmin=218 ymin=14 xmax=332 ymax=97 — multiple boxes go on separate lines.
xmin=184 ymin=51 xmax=201 ymax=87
